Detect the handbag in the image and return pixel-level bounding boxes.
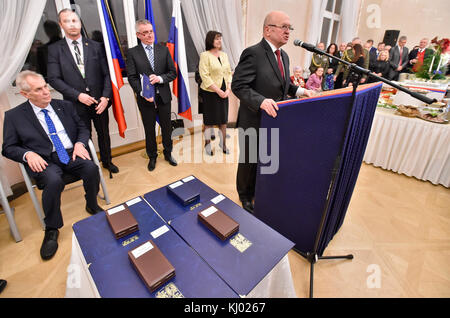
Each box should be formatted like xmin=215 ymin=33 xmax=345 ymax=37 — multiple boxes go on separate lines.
xmin=171 ymin=112 xmax=185 ymax=137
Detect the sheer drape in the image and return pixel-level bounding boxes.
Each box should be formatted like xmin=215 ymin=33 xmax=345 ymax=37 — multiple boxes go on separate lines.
xmin=340 ymin=0 xmax=360 ymax=44
xmin=303 ymin=0 xmax=327 ymax=76
xmin=181 ymin=0 xmax=243 ymax=69
xmin=0 ymin=0 xmax=46 ymax=195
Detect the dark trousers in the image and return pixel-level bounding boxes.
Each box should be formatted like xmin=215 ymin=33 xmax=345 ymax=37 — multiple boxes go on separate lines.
xmin=26 ymin=151 xmax=100 ymax=229
xmin=75 ymin=102 xmax=112 ymax=166
xmin=136 ymin=94 xmax=172 ymax=159
xmin=236 ymin=129 xmax=259 ymax=202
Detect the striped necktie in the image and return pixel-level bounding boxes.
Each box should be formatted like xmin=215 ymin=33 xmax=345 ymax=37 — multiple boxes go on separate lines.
xmin=145 ymin=45 xmax=155 ymax=70
xmin=41 ymin=109 xmax=70 ymax=165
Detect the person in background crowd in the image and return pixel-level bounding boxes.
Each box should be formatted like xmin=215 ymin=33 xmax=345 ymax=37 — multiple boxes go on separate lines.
xmin=388 ymin=35 xmax=409 ymax=80
xmin=309 ymin=42 xmax=329 ymax=75
xmin=198 ymin=30 xmax=233 ymax=155
xmin=306 ymin=67 xmax=324 ymax=92
xmin=364 ymin=39 xmax=376 ymax=55
xmin=290 ymin=65 xmax=306 ymax=88
xmin=369 ymin=42 xmax=385 ymax=70
xmin=335 ymin=38 xmax=369 ymax=86
xmin=323 ymin=43 xmax=339 ymax=90
xmin=385 ymin=45 xmax=392 ymax=52
xmin=334 ymin=42 xmax=348 ymax=88
xmin=343 ymin=43 xmax=365 ymax=86
xmin=37 ymin=20 xmax=62 ymax=80
xmin=408 ymin=38 xmax=434 ymax=73
xmin=369 ymin=49 xmax=390 ymax=82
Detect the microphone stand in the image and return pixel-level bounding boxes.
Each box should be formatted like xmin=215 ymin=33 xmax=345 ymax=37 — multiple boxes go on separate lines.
xmin=295 ymin=44 xmax=436 ymax=298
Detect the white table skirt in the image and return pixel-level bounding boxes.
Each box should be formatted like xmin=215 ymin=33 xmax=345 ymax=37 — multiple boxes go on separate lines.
xmin=65 ymin=233 xmax=297 ymax=298
xmin=363 ymin=108 xmax=450 ymax=187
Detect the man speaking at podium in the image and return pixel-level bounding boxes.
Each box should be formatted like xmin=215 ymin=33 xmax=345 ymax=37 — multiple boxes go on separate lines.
xmin=232 ymin=11 xmax=314 ymax=214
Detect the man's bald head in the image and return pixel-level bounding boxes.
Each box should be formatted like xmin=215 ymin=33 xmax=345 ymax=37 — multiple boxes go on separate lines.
xmin=263 ymin=11 xmax=292 ymax=48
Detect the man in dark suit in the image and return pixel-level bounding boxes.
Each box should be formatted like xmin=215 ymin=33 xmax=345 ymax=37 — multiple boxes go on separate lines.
xmin=126 ymin=19 xmax=177 ymax=171
xmin=231 ymin=11 xmax=314 ymax=213
xmin=407 ymin=38 xmax=434 ymax=73
xmin=2 ymin=71 xmax=102 ymax=260
xmin=388 ymin=36 xmax=409 ymax=80
xmin=47 ymin=9 xmax=118 ymax=174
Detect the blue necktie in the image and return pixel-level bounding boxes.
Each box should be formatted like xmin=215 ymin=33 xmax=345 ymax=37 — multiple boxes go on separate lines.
xmin=145 ymin=45 xmax=155 ymax=70
xmin=41 ymin=109 xmax=70 ymax=165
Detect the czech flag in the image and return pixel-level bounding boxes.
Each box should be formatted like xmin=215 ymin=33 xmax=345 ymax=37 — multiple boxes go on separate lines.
xmin=96 ymin=0 xmax=127 ymax=138
xmin=167 ymin=0 xmax=192 ymax=121
xmin=145 ymin=0 xmax=158 ymax=44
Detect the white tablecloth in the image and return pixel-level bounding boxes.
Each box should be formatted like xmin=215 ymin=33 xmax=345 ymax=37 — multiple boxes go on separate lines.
xmin=363 ymin=108 xmax=450 ymax=187
xmin=65 ymin=233 xmax=297 ymax=298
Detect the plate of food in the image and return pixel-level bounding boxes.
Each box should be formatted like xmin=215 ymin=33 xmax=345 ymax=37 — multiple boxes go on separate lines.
xmin=418 ymin=113 xmax=449 ymax=124
xmin=396 ymin=105 xmax=421 ymax=117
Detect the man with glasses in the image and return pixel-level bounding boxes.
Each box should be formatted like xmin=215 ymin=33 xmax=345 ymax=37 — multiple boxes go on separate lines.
xmin=231 ymin=11 xmax=314 ymax=214
xmin=126 ymin=20 xmax=177 ymax=171
xmin=47 ymin=9 xmax=119 ymax=175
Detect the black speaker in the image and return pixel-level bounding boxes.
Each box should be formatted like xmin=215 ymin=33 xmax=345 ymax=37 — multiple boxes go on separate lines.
xmin=383 ymin=30 xmax=400 ymax=47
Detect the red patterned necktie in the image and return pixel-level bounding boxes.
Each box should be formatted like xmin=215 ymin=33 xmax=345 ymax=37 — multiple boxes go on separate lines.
xmin=275 ymin=49 xmax=285 ymax=80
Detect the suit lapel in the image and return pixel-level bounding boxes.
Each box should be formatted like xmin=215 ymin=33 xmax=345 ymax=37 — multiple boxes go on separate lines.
xmin=262 ymin=40 xmax=284 ymax=85
xmin=82 ymin=37 xmax=89 ymax=68
xmin=137 ymin=44 xmax=154 ymax=75
xmin=61 ymin=40 xmax=81 ymax=75
xmin=23 ymin=102 xmax=50 ymax=142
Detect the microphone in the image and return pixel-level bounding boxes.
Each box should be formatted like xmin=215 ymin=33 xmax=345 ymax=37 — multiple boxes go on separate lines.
xmin=293 ymin=40 xmax=324 ymax=55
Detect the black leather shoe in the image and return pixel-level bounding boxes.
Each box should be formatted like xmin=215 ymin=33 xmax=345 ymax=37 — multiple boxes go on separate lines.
xmin=164 ymin=155 xmax=178 ymax=166
xmin=148 ymin=158 xmax=156 ymax=171
xmin=86 ymin=205 xmax=103 ymax=215
xmin=0 ymin=279 xmax=7 ymax=294
xmin=40 ymin=229 xmax=59 ymax=260
xmin=241 ymin=200 xmax=254 ymax=214
xmin=103 ymin=162 xmax=119 ymax=173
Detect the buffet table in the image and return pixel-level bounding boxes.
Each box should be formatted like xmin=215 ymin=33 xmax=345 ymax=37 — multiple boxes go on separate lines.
xmin=363 ymin=107 xmax=450 ymax=187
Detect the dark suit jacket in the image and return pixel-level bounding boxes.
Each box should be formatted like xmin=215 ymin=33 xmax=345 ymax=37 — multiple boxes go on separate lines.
xmin=126 ymin=43 xmax=177 ymax=105
xmin=47 ymin=37 xmax=112 ymax=102
xmin=2 ymin=100 xmax=89 ymax=163
xmin=232 ymin=38 xmax=298 ymax=130
xmin=388 ymin=45 xmax=409 ymax=78
xmin=407 ymin=48 xmax=434 ymax=70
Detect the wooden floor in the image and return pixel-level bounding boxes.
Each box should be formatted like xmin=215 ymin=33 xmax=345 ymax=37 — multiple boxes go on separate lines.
xmin=0 ymin=129 xmax=449 ymax=298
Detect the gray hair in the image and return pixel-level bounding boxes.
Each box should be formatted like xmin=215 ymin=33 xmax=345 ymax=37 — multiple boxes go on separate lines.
xmin=293 ymin=65 xmax=302 ymax=71
xmin=135 ymin=19 xmax=151 ymax=32
xmin=399 ymin=35 xmax=407 ymax=42
xmin=16 ymin=71 xmax=45 ymax=92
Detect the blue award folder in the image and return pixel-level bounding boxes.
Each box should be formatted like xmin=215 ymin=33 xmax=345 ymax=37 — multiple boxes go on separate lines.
xmin=166 ymin=178 xmax=200 ymax=206
xmin=88 ymin=224 xmax=238 ymax=298
xmin=141 ymin=74 xmax=155 ymax=99
xmin=170 ymin=194 xmax=295 ymax=296
xmin=143 ymin=176 xmax=219 ymax=222
xmin=73 ymin=196 xmax=164 ymax=264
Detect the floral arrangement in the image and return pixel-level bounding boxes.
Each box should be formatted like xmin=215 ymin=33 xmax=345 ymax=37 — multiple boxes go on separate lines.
xmin=416 ymin=37 xmax=450 ymax=80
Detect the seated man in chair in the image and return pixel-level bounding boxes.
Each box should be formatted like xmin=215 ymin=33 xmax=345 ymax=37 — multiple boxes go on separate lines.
xmin=2 ymin=71 xmax=102 ymax=260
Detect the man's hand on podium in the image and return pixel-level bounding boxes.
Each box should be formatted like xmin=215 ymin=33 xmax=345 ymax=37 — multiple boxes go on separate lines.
xmin=260 ymin=98 xmax=279 ymax=118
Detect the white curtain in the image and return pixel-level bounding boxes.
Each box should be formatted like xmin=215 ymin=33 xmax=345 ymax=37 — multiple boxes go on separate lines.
xmin=303 ymin=0 xmax=327 ymax=76
xmin=0 ymin=0 xmax=46 ymax=196
xmin=340 ymin=0 xmax=360 ymax=44
xmin=181 ymin=0 xmax=243 ymax=70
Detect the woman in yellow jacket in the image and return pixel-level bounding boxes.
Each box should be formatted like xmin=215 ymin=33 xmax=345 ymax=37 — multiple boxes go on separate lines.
xmin=199 ymin=31 xmax=232 ymax=155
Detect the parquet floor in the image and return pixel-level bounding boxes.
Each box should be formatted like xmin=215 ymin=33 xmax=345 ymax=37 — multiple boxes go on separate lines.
xmin=1 ymin=129 xmax=449 ymax=298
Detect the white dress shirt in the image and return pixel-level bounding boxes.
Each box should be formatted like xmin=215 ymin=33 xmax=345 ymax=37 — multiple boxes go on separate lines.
xmin=30 ymin=102 xmax=74 ymax=151
xmin=65 ymin=35 xmax=84 ymax=65
xmin=264 ymin=39 xmax=305 ymax=96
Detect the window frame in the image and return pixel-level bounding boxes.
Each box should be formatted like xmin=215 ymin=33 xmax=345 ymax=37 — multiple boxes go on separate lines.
xmin=319 ymin=0 xmax=342 ymax=46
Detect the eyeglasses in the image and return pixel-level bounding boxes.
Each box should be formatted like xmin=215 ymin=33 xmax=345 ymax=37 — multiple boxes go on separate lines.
xmin=138 ymin=30 xmax=153 ymax=36
xmin=267 ymin=24 xmax=294 ymax=31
